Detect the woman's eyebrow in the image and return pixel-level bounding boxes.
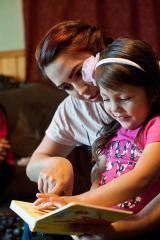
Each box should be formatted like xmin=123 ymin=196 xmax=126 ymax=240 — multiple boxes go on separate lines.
xmin=69 ymin=63 xmax=81 ymax=79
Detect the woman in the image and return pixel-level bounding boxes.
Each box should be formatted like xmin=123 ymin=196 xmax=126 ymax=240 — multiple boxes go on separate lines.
xmin=25 ymin=21 xmax=160 ymax=239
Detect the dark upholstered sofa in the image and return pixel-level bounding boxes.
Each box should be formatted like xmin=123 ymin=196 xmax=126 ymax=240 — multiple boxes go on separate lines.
xmin=0 ymin=82 xmax=92 ymax=201
xmin=0 ymin=82 xmax=67 ymax=200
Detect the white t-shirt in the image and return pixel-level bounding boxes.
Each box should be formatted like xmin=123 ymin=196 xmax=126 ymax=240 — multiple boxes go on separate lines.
xmin=46 ymin=96 xmax=111 ymax=147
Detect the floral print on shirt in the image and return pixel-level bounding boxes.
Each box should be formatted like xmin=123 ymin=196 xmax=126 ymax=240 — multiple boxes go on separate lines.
xmin=100 ymin=139 xmax=143 ymax=210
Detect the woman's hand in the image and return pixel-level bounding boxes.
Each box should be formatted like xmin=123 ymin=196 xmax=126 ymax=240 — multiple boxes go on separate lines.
xmin=26 ymin=137 xmax=75 ymax=196
xmin=37 ymin=157 xmax=74 ymax=195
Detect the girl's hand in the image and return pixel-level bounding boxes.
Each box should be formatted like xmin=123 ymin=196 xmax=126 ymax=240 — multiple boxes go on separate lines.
xmin=34 ymin=193 xmax=68 ymax=210
xmin=34 ymin=192 xmax=78 ymax=210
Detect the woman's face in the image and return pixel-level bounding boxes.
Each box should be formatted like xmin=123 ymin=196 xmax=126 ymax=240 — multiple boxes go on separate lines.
xmin=44 ymin=52 xmax=101 ymax=102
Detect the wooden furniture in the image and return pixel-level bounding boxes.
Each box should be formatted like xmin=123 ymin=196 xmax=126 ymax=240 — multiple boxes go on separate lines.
xmin=0 ymin=49 xmax=25 ymax=81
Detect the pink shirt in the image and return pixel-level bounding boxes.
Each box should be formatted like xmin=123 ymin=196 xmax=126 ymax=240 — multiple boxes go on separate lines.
xmin=100 ymin=116 xmax=160 ymax=213
xmin=0 ymin=110 xmax=15 ymax=165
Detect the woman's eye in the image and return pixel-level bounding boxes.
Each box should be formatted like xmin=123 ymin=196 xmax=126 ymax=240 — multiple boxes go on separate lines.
xmin=62 ymin=84 xmax=73 ymax=91
xmin=103 ymin=98 xmax=110 ymax=102
xmin=73 ymin=69 xmax=82 ymax=81
xmin=72 ymin=64 xmax=82 ymax=80
xmin=75 ymin=70 xmax=82 ymax=77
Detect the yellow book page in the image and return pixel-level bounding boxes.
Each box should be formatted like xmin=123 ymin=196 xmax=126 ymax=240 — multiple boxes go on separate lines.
xmin=14 ymin=201 xmax=55 ymax=219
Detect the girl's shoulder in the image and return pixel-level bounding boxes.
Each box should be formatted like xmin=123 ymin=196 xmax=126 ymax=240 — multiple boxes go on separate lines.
xmin=145 ymin=115 xmax=160 ymax=130
xmin=143 ymin=115 xmax=160 ymax=145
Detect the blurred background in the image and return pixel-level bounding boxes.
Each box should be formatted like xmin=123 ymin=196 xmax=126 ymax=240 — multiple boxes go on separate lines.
xmin=0 ymin=0 xmax=160 ymax=83
xmin=0 ymin=1 xmax=160 ymax=238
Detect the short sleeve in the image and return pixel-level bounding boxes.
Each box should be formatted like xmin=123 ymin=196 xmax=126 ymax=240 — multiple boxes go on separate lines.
xmin=46 ymin=96 xmax=78 ymax=146
xmin=143 ymin=116 xmax=160 ymax=145
xmin=46 ymin=96 xmax=110 ymax=147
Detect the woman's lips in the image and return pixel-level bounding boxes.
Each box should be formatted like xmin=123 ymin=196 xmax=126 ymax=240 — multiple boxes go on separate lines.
xmin=89 ymin=92 xmax=101 ymax=101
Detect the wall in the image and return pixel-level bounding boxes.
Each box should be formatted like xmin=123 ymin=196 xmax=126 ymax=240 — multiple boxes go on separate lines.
xmin=0 ymin=0 xmax=25 ymax=81
xmin=0 ymin=0 xmax=25 ymax=51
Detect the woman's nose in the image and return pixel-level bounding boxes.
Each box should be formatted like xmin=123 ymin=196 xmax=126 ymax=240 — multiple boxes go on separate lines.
xmin=74 ymin=83 xmax=89 ymax=96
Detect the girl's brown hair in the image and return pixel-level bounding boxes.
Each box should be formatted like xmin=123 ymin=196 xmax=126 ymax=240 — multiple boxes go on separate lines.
xmin=93 ymin=38 xmax=160 ymax=162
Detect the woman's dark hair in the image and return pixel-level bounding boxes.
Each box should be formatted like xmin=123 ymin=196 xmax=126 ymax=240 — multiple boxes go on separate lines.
xmin=93 ymin=38 xmax=160 ymax=161
xmin=35 ymin=20 xmax=113 ymax=79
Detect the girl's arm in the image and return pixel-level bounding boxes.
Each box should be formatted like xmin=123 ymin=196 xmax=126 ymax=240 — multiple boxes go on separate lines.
xmin=34 ymin=194 xmax=160 ymax=239
xmin=35 ymin=142 xmax=160 ymax=208
xmin=72 ymin=142 xmax=160 ymax=207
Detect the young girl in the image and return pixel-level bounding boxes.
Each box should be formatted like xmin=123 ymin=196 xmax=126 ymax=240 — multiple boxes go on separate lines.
xmin=34 ymin=38 xmax=160 ymax=217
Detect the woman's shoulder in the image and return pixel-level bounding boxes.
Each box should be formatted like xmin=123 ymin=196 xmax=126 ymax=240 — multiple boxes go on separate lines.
xmin=60 ymin=96 xmax=104 ymax=112
xmin=56 ymin=96 xmax=111 ymax=124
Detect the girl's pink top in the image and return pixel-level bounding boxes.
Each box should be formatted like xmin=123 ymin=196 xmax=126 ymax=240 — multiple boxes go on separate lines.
xmin=100 ymin=116 xmax=160 ymax=213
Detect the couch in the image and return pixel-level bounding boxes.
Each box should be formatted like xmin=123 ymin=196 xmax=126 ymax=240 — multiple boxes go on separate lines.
xmin=0 ymin=82 xmax=92 ymax=201
xmin=0 ymin=82 xmax=66 ymax=200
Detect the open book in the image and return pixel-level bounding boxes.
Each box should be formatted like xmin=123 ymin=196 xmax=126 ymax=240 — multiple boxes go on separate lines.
xmin=10 ymin=200 xmax=133 ymax=235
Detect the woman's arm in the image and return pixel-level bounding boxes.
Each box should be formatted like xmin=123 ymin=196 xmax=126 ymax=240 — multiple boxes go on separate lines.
xmin=105 ymin=193 xmax=160 ymax=239
xmin=26 ymin=135 xmax=75 ymax=195
xmin=69 ymin=194 xmax=160 ymax=240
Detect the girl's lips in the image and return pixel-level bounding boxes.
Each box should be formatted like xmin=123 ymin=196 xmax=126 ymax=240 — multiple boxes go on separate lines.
xmin=115 ymin=116 xmax=130 ymax=121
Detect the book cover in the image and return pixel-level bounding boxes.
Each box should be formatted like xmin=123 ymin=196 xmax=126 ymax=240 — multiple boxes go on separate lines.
xmin=10 ymin=200 xmax=133 ymax=235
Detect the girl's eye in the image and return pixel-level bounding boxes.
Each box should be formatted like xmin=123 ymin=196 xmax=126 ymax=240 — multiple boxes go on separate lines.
xmin=120 ymin=97 xmax=131 ymax=101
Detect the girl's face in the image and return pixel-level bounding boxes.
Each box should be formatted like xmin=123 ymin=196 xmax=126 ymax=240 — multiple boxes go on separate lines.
xmin=44 ymin=52 xmax=101 ymax=102
xmin=100 ymin=84 xmax=151 ymax=129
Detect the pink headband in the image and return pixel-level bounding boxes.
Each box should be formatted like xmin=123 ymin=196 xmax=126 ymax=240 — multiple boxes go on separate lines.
xmin=81 ymin=53 xmax=100 ymax=86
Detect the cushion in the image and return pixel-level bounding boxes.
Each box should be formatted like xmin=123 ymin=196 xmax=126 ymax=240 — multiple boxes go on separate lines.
xmin=10 ymin=103 xmax=54 ymax=157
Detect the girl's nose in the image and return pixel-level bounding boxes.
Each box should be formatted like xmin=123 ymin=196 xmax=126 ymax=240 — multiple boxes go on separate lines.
xmin=110 ymin=101 xmax=119 ymax=112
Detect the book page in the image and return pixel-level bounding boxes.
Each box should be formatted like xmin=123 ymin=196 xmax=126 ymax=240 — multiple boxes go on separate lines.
xmin=11 ymin=201 xmax=55 ymax=220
